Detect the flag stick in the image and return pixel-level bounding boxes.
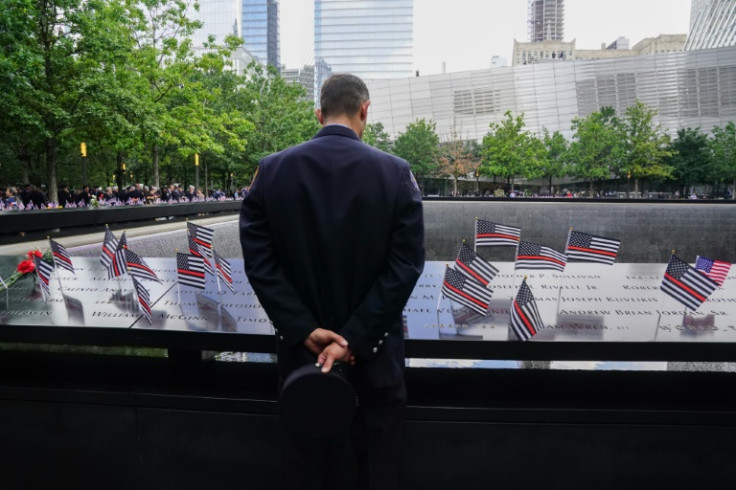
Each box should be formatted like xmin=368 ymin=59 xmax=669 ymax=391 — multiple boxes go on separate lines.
xmin=0 ymin=275 xmax=8 ymax=309
xmin=474 ymin=218 xmax=478 ymax=252
xmin=175 ymin=248 xmax=182 ymax=305
xmin=511 ymin=239 xmax=521 ymax=291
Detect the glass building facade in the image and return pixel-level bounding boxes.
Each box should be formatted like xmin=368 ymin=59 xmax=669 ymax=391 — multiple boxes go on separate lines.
xmin=528 ymin=0 xmax=565 ymax=43
xmin=189 ymin=0 xmax=242 ymax=48
xmin=685 ymin=0 xmax=736 ymax=50
xmin=242 ymin=0 xmax=280 ymax=69
xmin=314 ymin=0 xmax=413 ymax=99
xmin=367 ymin=45 xmax=736 ymax=142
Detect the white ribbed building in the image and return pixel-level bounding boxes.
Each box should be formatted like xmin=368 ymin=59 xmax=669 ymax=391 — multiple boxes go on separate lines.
xmin=685 ymin=0 xmax=736 ymax=50
xmin=367 ymin=45 xmax=736 ymax=142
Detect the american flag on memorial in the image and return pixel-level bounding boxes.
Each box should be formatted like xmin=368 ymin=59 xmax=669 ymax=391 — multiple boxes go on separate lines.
xmin=132 ymin=277 xmax=152 ymax=324
xmin=566 ymin=230 xmax=620 ymax=265
xmin=661 ymin=254 xmax=718 ymax=311
xmin=33 ymin=255 xmax=54 ymax=298
xmin=125 ymin=249 xmax=161 ymax=283
xmin=188 ymin=234 xmax=213 ymax=275
xmin=441 ymin=266 xmax=492 ymax=316
xmin=112 ymin=239 xmax=127 ymax=278
xmin=454 ymin=243 xmax=498 ymax=287
xmin=177 ymin=253 xmax=206 ymax=289
xmin=515 ymin=241 xmax=567 ymax=272
xmin=214 ymin=250 xmax=235 ymax=293
xmin=187 ymin=222 xmax=214 ymax=253
xmin=49 ymin=238 xmax=74 ymax=274
xmin=695 ymin=256 xmax=731 ymax=287
xmin=475 ymin=219 xmax=521 ymax=247
xmin=100 ymin=228 xmax=120 ymax=278
xmin=510 ymin=278 xmax=544 ymax=341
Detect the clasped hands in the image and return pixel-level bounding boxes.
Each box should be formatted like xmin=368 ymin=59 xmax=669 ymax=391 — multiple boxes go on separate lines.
xmin=304 ymin=328 xmax=355 ymax=374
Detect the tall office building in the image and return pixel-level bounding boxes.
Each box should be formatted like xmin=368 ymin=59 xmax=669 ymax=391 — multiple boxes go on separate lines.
xmin=528 ymin=0 xmax=565 ymax=42
xmin=188 ymin=0 xmax=242 ymax=48
xmin=685 ymin=0 xmax=736 ymax=50
xmin=314 ymin=0 xmax=413 ymax=100
xmin=242 ymin=0 xmax=280 ymax=69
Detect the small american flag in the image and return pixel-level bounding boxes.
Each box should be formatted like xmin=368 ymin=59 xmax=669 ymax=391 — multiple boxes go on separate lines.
xmin=661 ymin=255 xmax=718 ymax=311
xmin=441 ymin=266 xmax=492 ymax=316
xmin=475 ymin=219 xmax=521 ymax=247
xmin=695 ymin=256 xmax=731 ymax=286
xmin=510 ymin=278 xmax=543 ymax=341
xmin=188 ymin=234 xmax=213 ymax=275
xmin=566 ymin=230 xmax=620 ymax=265
xmin=100 ymin=228 xmax=119 ymax=278
xmin=454 ymin=243 xmax=498 ymax=287
xmin=188 ymin=222 xmax=214 ymax=252
xmin=49 ymin=238 xmax=74 ymax=274
xmin=125 ymin=249 xmax=161 ymax=283
xmin=177 ymin=253 xmax=206 ymax=289
xmin=214 ymin=250 xmax=235 ymax=293
xmin=515 ymin=241 xmax=567 ymax=272
xmin=112 ymin=241 xmax=127 ymax=278
xmin=33 ymin=255 xmax=54 ymax=298
xmin=132 ymin=277 xmax=152 ymax=324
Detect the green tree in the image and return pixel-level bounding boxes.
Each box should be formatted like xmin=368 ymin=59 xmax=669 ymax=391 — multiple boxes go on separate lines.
xmin=438 ymin=129 xmax=479 ymax=196
xmin=393 ymin=118 xmax=440 ymax=188
xmin=567 ymin=107 xmax=621 ymax=195
xmin=0 ymin=0 xmax=136 ymax=201
xmin=709 ymin=122 xmax=736 ymax=200
xmin=668 ymin=127 xmax=711 ymax=197
xmin=364 ymin=122 xmax=392 ymax=152
xmin=233 ymin=63 xmax=320 ymax=181
xmin=618 ymin=101 xmax=674 ymax=195
xmin=479 ymin=111 xmax=540 ymax=192
xmin=539 ymin=129 xmax=569 ymax=195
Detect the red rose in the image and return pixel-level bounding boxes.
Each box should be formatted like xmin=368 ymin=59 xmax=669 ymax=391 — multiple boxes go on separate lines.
xmin=17 ymin=259 xmax=35 ymax=274
xmin=27 ymin=250 xmax=42 ymax=259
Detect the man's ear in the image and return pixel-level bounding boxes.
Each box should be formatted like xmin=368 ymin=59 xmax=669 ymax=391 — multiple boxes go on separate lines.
xmin=315 ymin=108 xmax=324 ymax=125
xmin=360 ymin=101 xmax=370 ymax=122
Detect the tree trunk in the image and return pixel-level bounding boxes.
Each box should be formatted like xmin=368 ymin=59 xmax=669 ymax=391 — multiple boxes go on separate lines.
xmin=732 ymin=179 xmax=735 ymax=200
xmin=634 ymin=178 xmax=640 ymax=197
xmin=548 ymin=176 xmax=553 ymax=196
xmin=589 ymin=180 xmax=593 ymax=196
xmin=116 ymin=151 xmax=124 ymax=190
xmin=152 ymin=145 xmax=160 ymax=189
xmin=452 ymin=176 xmax=458 ymax=196
xmin=45 ymin=137 xmax=58 ymax=203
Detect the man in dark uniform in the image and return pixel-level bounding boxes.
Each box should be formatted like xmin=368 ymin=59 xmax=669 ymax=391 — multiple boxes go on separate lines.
xmin=240 ymin=73 xmax=424 ymax=490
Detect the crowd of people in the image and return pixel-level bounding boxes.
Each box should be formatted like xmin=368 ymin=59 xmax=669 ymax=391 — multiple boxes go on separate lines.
xmin=0 ymin=183 xmax=250 ymax=211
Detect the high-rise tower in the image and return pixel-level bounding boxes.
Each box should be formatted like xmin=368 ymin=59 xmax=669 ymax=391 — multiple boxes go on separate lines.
xmin=314 ymin=0 xmax=413 ymax=101
xmin=528 ymin=0 xmax=565 ymax=42
xmin=242 ymin=0 xmax=280 ymax=69
xmin=685 ymin=0 xmax=736 ymax=50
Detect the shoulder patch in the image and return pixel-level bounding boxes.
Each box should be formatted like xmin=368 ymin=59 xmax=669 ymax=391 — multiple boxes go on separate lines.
xmin=409 ymin=171 xmax=420 ymax=193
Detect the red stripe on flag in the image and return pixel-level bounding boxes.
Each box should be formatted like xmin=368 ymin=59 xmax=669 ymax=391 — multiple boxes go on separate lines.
xmin=455 ymin=260 xmax=489 ymax=286
xmin=567 ymin=246 xmax=616 ymax=257
xmin=664 ymin=273 xmax=706 ymax=302
xmin=477 ymin=233 xmax=519 ymax=241
xmin=443 ymin=282 xmax=488 ymax=309
xmin=178 ymin=269 xmax=205 ymax=279
xmin=53 ymin=252 xmax=72 ymax=264
xmin=513 ymin=300 xmax=535 ymax=335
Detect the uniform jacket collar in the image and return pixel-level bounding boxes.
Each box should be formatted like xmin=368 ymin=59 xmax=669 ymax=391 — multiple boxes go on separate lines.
xmin=314 ymin=124 xmax=361 ymax=141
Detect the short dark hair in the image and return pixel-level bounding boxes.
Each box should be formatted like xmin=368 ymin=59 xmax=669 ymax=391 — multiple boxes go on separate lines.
xmin=319 ymin=73 xmax=370 ymax=120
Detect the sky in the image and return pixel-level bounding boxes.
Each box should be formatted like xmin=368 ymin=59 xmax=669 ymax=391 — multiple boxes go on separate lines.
xmin=279 ymin=0 xmax=693 ymax=75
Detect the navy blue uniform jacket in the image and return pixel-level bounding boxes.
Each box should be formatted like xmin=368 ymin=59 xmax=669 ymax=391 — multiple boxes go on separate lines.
xmin=240 ymin=124 xmax=425 ymax=388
